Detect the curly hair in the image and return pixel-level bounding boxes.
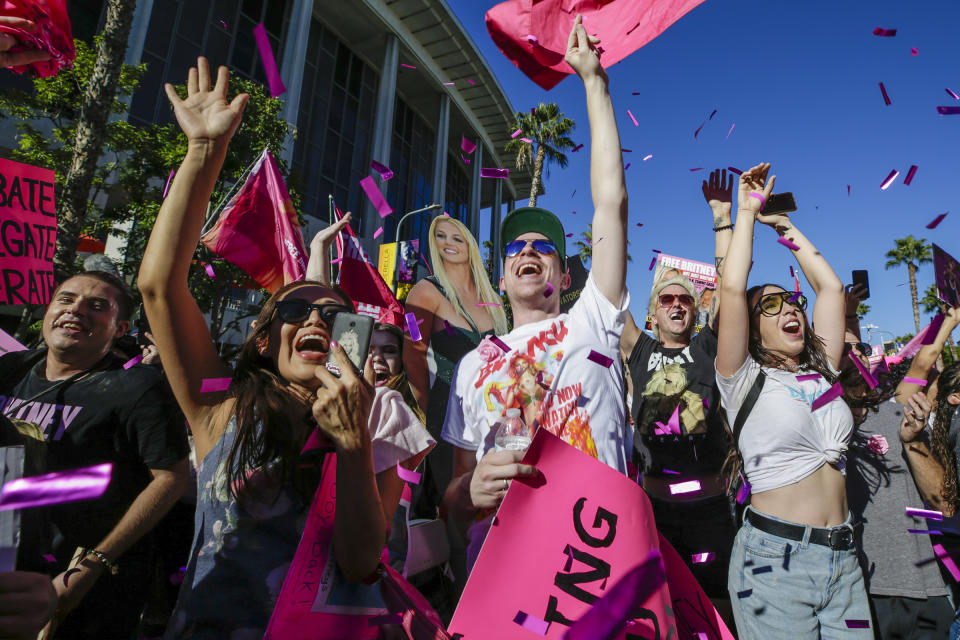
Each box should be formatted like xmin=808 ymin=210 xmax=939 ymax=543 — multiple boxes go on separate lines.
xmin=930 ymin=363 xmax=960 ymax=512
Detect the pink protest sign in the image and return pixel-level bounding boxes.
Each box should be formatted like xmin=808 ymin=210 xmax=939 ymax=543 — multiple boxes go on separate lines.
xmin=0 ymin=157 xmax=57 ymax=305
xmin=933 ymin=244 xmax=960 ymax=308
xmin=449 ymin=430 xmax=733 ymax=639
xmin=0 ymin=327 xmax=27 ymax=355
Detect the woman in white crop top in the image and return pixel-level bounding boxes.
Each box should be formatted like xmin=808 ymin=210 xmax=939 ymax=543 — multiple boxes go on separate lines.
xmin=714 ymin=164 xmax=870 ymax=639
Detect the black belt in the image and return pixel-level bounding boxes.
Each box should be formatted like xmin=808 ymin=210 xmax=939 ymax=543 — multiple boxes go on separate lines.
xmin=746 ymin=509 xmax=855 ymax=550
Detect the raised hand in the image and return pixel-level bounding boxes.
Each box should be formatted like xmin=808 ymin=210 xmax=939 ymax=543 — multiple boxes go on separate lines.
xmin=0 ymin=17 xmax=52 ymax=68
xmin=312 ymin=344 xmax=377 ymax=453
xmin=702 ymin=168 xmax=734 ymax=217
xmin=844 ymin=283 xmax=868 ymax=317
xmin=899 ymin=391 xmax=932 ymax=443
xmin=564 ymin=14 xmax=605 ymax=82
xmin=310 ymin=212 xmax=352 ymax=255
xmin=163 ymin=57 xmax=248 ymax=148
xmin=738 ymin=163 xmax=776 ymax=216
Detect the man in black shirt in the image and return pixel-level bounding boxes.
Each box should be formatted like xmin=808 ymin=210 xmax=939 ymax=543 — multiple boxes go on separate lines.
xmin=620 ymin=169 xmax=737 ymax=618
xmin=0 ymin=271 xmax=190 ymax=639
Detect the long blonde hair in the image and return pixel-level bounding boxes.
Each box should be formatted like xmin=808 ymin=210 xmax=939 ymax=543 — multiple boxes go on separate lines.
xmin=427 ymin=216 xmax=508 ymax=335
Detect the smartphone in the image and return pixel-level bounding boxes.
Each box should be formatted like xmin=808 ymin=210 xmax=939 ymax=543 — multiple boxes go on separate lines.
xmin=760 ymin=192 xmax=797 ymax=216
xmin=328 ymin=312 xmax=374 ymax=376
xmin=852 ymin=269 xmax=870 ymax=300
xmin=135 ymin=304 xmax=151 ymax=347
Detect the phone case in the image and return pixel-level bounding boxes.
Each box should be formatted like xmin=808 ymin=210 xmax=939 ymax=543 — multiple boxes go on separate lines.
xmin=329 ymin=313 xmax=374 ymax=374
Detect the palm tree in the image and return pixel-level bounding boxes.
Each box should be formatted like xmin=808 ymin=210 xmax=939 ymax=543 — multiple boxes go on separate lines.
xmin=885 ymin=235 xmax=932 ymax=332
xmin=573 ymin=223 xmax=630 ymax=267
xmin=857 ymin=302 xmax=870 ymax=318
xmin=921 ymin=283 xmax=957 ymax=358
xmin=505 ymin=103 xmax=576 ymax=207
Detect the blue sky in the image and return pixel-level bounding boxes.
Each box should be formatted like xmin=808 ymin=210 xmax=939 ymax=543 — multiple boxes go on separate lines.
xmin=447 ymin=0 xmax=960 ymax=343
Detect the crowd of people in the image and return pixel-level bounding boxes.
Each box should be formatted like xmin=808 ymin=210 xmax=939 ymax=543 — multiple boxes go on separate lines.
xmin=3 ymin=13 xmax=960 ymax=640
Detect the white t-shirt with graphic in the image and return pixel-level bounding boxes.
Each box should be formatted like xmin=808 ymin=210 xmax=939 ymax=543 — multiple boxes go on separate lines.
xmin=442 ymin=274 xmax=629 ymax=474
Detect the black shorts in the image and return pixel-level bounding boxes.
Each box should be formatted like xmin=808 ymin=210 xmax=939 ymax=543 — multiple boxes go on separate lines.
xmin=649 ymin=493 xmax=736 ymax=600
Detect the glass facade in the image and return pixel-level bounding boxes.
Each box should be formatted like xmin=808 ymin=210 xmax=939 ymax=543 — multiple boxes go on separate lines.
xmin=445 ymin=154 xmax=470 ymax=222
xmin=382 ymin=98 xmax=435 ymax=249
xmin=129 ymin=0 xmax=291 ymax=126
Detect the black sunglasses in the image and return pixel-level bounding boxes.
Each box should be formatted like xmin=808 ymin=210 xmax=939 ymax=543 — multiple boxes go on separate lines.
xmin=844 ymin=341 xmax=872 ymax=356
xmin=752 ymin=291 xmax=808 ymax=316
xmin=504 ymin=239 xmax=558 ymax=258
xmin=274 ymin=300 xmax=352 ymax=324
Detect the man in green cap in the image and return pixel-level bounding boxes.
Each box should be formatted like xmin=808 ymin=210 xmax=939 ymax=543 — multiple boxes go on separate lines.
xmin=440 ymin=15 xmax=630 ymax=573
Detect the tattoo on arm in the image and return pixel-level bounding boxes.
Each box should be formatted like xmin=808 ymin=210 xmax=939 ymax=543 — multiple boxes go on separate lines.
xmin=713 ymin=215 xmax=724 ymax=228
xmin=714 ymin=256 xmax=724 ymax=278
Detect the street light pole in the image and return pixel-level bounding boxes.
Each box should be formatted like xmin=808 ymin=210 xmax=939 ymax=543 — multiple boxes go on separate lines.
xmin=393 ymin=204 xmax=442 ymax=292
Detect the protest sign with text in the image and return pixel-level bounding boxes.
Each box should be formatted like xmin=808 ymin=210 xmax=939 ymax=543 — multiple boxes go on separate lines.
xmin=450 ymin=429 xmax=733 ymax=639
xmin=933 ymin=244 xmax=960 ymax=308
xmin=0 ymin=158 xmax=57 ymax=305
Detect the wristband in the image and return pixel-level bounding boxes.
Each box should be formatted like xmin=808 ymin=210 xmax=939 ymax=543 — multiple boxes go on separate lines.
xmin=713 ymin=223 xmax=733 ymax=232
xmin=83 ymin=549 xmax=119 ymax=575
xmin=748 ymin=192 xmax=766 ymax=208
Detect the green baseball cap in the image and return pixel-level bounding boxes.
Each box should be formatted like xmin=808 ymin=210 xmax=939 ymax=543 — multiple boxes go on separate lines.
xmin=500 ymin=206 xmax=566 ymax=261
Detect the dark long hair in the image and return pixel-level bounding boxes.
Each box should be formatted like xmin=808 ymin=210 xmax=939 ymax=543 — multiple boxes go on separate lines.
xmin=224 ymin=280 xmax=352 ymax=500
xmin=931 ymin=363 xmax=960 ymax=512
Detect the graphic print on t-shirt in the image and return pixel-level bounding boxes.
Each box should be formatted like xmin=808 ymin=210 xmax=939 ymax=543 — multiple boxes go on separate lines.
xmin=637 ymin=350 xmax=708 ymax=437
xmin=473 ymin=320 xmax=598 ymax=459
xmin=0 ymin=396 xmax=82 ymax=441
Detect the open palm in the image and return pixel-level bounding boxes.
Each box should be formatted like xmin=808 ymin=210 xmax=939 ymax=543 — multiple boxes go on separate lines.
xmin=163 ymin=57 xmax=248 ymax=145
xmin=702 ymin=168 xmax=734 ymax=215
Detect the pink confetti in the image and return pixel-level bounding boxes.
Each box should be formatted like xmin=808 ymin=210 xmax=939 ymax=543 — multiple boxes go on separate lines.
xmin=544 ymin=282 xmax=554 ymax=297
xmin=122 ymin=354 xmax=143 ymax=370
xmin=909 ymin=529 xmax=943 ymax=535
xmin=873 ymin=27 xmax=897 ymax=36
xmin=927 ymin=212 xmax=948 ymax=229
xmin=219 ymin=19 xmax=227 ymax=29
xmin=201 ymin=378 xmax=231 ymax=393
xmin=642 ymin=154 xmax=653 ymax=161
xmin=904 ymin=165 xmax=918 ymax=185
xmin=627 ymin=109 xmax=638 ymax=126
xmin=252 ymin=23 xmax=286 ymax=97
xmin=624 ymin=163 xmax=631 ymax=171
xmin=878 ymin=82 xmax=891 ymax=106
xmin=443 ymin=320 xmax=455 ymax=336
xmin=693 ymin=123 xmax=705 ymax=139
xmin=162 ymin=169 xmax=175 ymax=198
xmin=726 ymin=123 xmax=735 ymax=138
xmin=911 ymin=47 xmax=919 ymax=55
xmin=571 ymin=143 xmax=584 ymax=152
xmin=405 ymin=312 xmax=422 ymax=342
xmin=810 ymin=382 xmax=843 ymax=411
xmin=510 ymin=128 xmax=522 ymax=138
xmin=669 ymin=480 xmax=701 ymax=495
xmin=796 ymin=373 xmax=821 ymax=382
xmin=847 ymin=184 xmax=851 ymax=196
xmin=565 ymin=233 xmax=573 ymax=237
xmin=725 ymin=166 xmax=743 ymax=176
xmin=519 ymin=137 xmax=533 ymax=143
xmin=400 ymin=63 xmax=416 ymax=69
xmin=689 ymin=167 xmax=704 ymax=172
xmin=467 ymin=78 xmax=475 ymax=85
xmin=903 ymin=376 xmax=928 ymax=386
xmin=442 ymin=81 xmax=454 ymax=85
xmin=373 ymin=226 xmax=383 ymax=239
xmin=587 ymin=350 xmax=614 ymax=368
xmin=461 ymin=154 xmax=471 ymax=164
xmin=851 ymin=353 xmax=879 ymax=389
xmin=662 ymin=469 xmax=681 ymax=475
xmin=736 ymin=477 xmax=751 ymax=504
xmin=947 ymin=89 xmax=960 ymax=100
xmin=481 ymin=167 xmax=509 ymax=179
xmin=461 ymin=136 xmax=476 ymax=154
xmin=0 ymin=463 xmax=113 ymax=511
xmin=778 ymin=236 xmax=801 ymax=251
xmin=880 ymin=169 xmax=899 ymax=190
xmin=204 ymin=263 xmax=216 ymax=279
xmin=514 ymin=611 xmax=549 ymax=635
xmin=370 ymin=159 xmax=394 ymax=181
xmin=937 ymin=106 xmax=960 ymax=115
xmin=934 ymin=544 xmax=960 ymax=581
xmin=490 ymin=336 xmax=511 ymax=352
xmin=42 ymin=554 xmax=56 ymax=563
xmin=359 ymin=175 xmax=393 ymax=217
xmin=396 ymin=462 xmax=421 ymax=484
xmin=691 ymin=552 xmax=715 ymax=564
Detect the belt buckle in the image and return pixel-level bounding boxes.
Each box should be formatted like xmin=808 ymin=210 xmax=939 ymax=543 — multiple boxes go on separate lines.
xmin=828 ymin=526 xmax=853 ymax=550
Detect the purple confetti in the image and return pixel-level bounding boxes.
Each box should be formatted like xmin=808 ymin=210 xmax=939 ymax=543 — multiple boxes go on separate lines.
xmin=405 ymin=312 xmax=422 ymax=342
xmin=122 ymin=354 xmax=143 ymax=370
xmin=904 ymin=165 xmax=918 ymax=185
xmin=727 ymin=166 xmax=743 ymax=175
xmin=788 ymin=291 xmax=802 ymax=303
xmin=796 ymin=373 xmax=821 ymax=382
xmin=926 ymin=212 xmax=949 ymax=229
xmin=513 ymin=611 xmax=549 ymax=636
xmin=810 ymin=382 xmax=843 ymax=412
xmin=947 ymin=88 xmax=960 ymax=100
xmin=846 ymin=620 xmax=870 ymax=629
xmin=934 ymin=544 xmax=960 ymax=581
xmin=937 ymin=106 xmax=960 ymax=115
xmin=201 ymin=378 xmax=231 ymax=393
xmin=0 ymin=463 xmax=113 ymax=510
xmin=624 ymin=163 xmax=631 ymax=171
xmin=909 ymin=529 xmax=943 ymax=535
xmin=879 ymin=82 xmax=891 ymax=105
xmin=162 ymin=169 xmax=175 ymax=198
xmin=873 ymin=27 xmax=897 ymax=36
xmin=544 ymin=282 xmax=554 ymax=297
xmin=906 ymin=507 xmax=943 ymax=520
xmin=587 ymin=350 xmax=614 ymax=368
xmin=370 ymin=159 xmax=394 ymax=181
xmin=778 ymin=236 xmax=801 ymax=251
xmin=736 ymin=476 xmax=751 ymax=504
xmin=490 ymin=336 xmax=511 ymax=352
xmin=480 ymin=168 xmax=509 ymax=179
xmin=662 ymin=469 xmax=681 ymax=475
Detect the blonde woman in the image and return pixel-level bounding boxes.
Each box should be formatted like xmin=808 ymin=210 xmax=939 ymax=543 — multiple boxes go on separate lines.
xmin=403 ymin=216 xmax=507 ymax=511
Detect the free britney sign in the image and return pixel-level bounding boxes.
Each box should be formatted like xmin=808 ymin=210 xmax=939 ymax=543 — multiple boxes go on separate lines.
xmin=0 ymin=158 xmax=57 ymax=305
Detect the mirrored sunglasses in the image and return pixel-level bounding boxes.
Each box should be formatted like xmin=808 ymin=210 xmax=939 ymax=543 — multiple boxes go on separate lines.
xmin=504 ymin=239 xmax=558 ymax=258
xmin=753 ymin=291 xmax=808 ymax=316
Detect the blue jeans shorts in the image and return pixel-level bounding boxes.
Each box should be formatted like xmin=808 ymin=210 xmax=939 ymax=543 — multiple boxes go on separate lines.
xmin=728 ymin=506 xmax=872 ymax=639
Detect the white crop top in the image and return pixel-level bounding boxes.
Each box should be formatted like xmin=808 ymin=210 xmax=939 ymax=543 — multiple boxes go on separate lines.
xmin=715 ymin=356 xmax=853 ymax=494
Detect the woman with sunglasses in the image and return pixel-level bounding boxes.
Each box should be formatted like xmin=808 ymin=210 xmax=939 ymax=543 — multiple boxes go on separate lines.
xmin=138 ymin=59 xmax=432 ymax=638
xmin=715 ymin=163 xmax=870 ymax=638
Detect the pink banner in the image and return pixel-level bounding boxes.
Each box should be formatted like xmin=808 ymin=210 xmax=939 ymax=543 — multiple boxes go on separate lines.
xmin=0 ymin=0 xmax=75 ymax=77
xmin=0 ymin=327 xmax=27 ymax=355
xmin=200 ymin=149 xmax=307 ymax=293
xmin=0 ymin=157 xmax=56 ymax=305
xmin=449 ymin=430 xmax=733 ymax=639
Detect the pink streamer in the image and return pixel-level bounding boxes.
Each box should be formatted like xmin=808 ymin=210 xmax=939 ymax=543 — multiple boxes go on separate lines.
xmin=810 ymin=382 xmax=843 ymax=412
xmin=461 ymin=136 xmax=476 ymax=154
xmin=627 ymin=109 xmax=639 ymax=126
xmin=396 ymin=462 xmax=421 ymax=484
xmin=903 ymin=376 xmax=928 ymax=386
xmin=480 ymin=168 xmax=509 ymax=179
xmin=359 ymin=176 xmax=393 ymax=217
xmin=777 ymin=236 xmax=801 ymax=251
xmin=162 ymin=169 xmax=175 ymax=198
xmin=933 ymin=544 xmax=960 ymax=581
xmin=122 ymin=354 xmax=143 ymax=370
xmin=0 ymin=463 xmax=112 ymax=510
xmin=726 ymin=123 xmax=735 ymax=138
xmin=904 ymin=165 xmax=918 ymax=185
xmin=850 ymin=352 xmax=878 ymax=389
xmin=252 ymin=23 xmax=286 ymax=97
xmin=370 ymin=160 xmax=394 ymax=181
xmin=201 ymin=378 xmax=232 ymax=393
xmin=405 ymin=312 xmax=422 ymax=342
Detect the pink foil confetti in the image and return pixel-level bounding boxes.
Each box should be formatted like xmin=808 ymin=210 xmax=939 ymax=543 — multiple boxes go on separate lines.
xmin=480 ymin=168 xmax=509 ymax=179
xmin=511 ymin=128 xmax=522 ymax=138
xmin=727 ymin=166 xmax=743 ymax=175
xmin=544 ymin=283 xmax=554 ymax=297
xmin=669 ymin=480 xmax=701 ymax=495
xmin=400 ymin=63 xmax=416 ymax=69
xmin=461 ymin=136 xmax=476 ymax=154
xmin=778 ymin=236 xmax=801 ymax=251
xmin=927 ymin=212 xmax=948 ymax=229
xmin=200 ymin=378 xmax=231 ymax=393
xmin=122 ymin=354 xmax=143 ymax=370
xmin=796 ymin=373 xmax=821 ymax=382
xmin=937 ymin=106 xmax=960 ymax=115
xmin=162 ymin=169 xmax=175 ymax=198
xmin=934 ymin=544 xmax=960 ymax=581
xmin=903 ymin=376 xmax=928 ymax=386
xmin=513 ymin=611 xmax=549 ymax=636
xmin=0 ymin=463 xmax=112 ymax=511
xmin=587 ymin=350 xmax=614 ymax=368
xmin=373 ymin=226 xmax=383 ymax=239
xmin=878 ymin=82 xmax=891 ymax=105
xmin=906 ymin=507 xmax=943 ymax=520
xmin=204 ymin=263 xmax=216 ymax=278
xmin=405 ymin=312 xmax=421 ymax=342
xmin=252 ymin=23 xmax=286 ymax=97
xmin=691 ymin=552 xmax=714 ymax=564
xmin=911 ymin=47 xmax=919 ymax=55
xmin=490 ymin=336 xmax=511 ymax=352
xmin=947 ymin=89 xmax=960 ymax=100
xmin=359 ymin=176 xmax=393 ymax=217
xmin=904 ymin=165 xmax=918 ymax=185
xmin=396 ymin=463 xmax=421 ymax=484
xmin=851 ymin=353 xmax=879 ymax=389
xmin=370 ymin=159 xmax=394 ymax=181
xmin=873 ymin=27 xmax=897 ymax=36
xmin=810 ymin=382 xmax=843 ymax=411
xmin=519 ymin=137 xmax=533 ymax=143
xmin=642 ymin=154 xmax=653 ymax=161
xmin=627 ymin=109 xmax=638 ymax=126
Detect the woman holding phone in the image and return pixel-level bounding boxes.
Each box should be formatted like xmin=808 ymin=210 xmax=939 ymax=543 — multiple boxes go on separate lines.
xmin=138 ymin=58 xmax=431 ymax=638
xmin=715 ymin=163 xmax=870 ymax=638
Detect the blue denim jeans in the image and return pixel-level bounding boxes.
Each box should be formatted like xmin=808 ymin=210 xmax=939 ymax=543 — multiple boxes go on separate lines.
xmin=728 ymin=507 xmax=872 ymax=639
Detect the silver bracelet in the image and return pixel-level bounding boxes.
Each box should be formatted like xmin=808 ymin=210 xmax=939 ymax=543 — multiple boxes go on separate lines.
xmin=83 ymin=548 xmax=119 ymax=575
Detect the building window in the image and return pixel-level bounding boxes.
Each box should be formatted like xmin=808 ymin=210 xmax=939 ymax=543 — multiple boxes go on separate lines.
xmin=445 ymin=155 xmax=470 ymax=222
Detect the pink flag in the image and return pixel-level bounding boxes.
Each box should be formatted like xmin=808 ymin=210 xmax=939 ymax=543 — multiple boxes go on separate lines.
xmin=201 ymin=149 xmax=308 ymax=293
xmin=486 ymin=0 xmax=708 ymax=90
xmin=333 ymin=207 xmax=405 ymax=326
xmin=0 ymin=0 xmax=74 ymax=77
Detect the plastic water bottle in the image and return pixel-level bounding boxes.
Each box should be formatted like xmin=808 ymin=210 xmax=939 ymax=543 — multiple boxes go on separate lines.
xmin=494 ymin=409 xmax=532 ymax=452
